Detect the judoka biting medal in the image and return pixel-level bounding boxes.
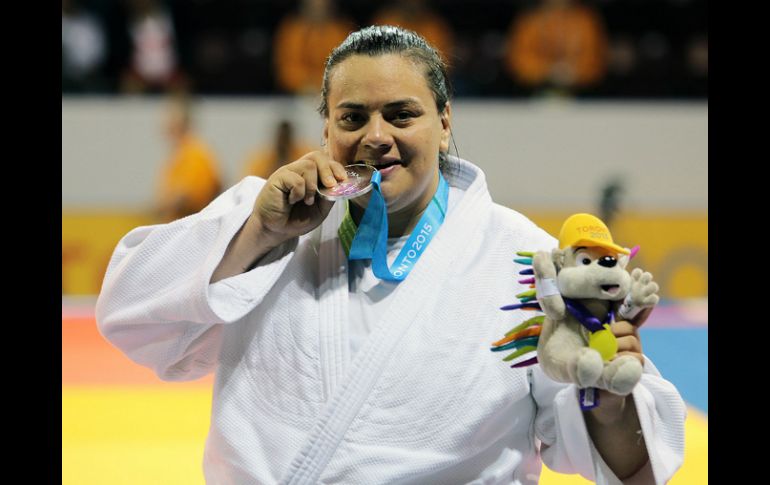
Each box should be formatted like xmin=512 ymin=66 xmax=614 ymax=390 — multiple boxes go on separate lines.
xmin=317 ymin=163 xmax=377 ymax=201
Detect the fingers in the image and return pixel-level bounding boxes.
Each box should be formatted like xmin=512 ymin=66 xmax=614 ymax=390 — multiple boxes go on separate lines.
xmin=329 ymin=159 xmax=348 ymax=183
xmin=615 ymin=335 xmax=642 ymax=355
xmin=631 ymin=268 xmax=655 ymax=285
xmin=272 ymin=170 xmax=307 ymax=205
xmin=631 ymin=270 xmax=658 ymax=308
xmin=610 ymin=320 xmax=638 ymax=337
xmin=610 ymin=320 xmax=644 ymax=364
xmin=638 ymin=271 xmax=653 ymax=285
xmin=300 ymin=165 xmax=317 ymax=206
xmin=289 ymin=155 xmax=321 ymax=206
xmin=302 ymin=151 xmax=347 ymax=189
xmin=615 ymin=350 xmax=645 ymax=366
xmin=275 ymin=151 xmax=348 ymax=206
xmin=642 ymin=281 xmax=659 ymax=297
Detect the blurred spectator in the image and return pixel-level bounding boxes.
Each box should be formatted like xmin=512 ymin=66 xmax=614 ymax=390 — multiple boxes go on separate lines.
xmin=241 ymin=119 xmax=316 ymax=180
xmin=120 ymin=0 xmax=187 ymax=94
xmin=597 ymin=34 xmax=644 ymax=97
xmin=598 ymin=177 xmax=624 ymax=230
xmin=156 ymin=95 xmax=222 ymax=222
xmin=61 ymin=0 xmax=705 ymax=99
xmin=685 ymin=34 xmax=707 ymax=97
xmin=686 ymin=34 xmax=707 ymax=78
xmin=607 ymin=35 xmax=637 ymax=79
xmin=62 ymin=0 xmax=108 ymax=93
xmin=273 ymin=0 xmax=354 ymax=95
xmin=371 ymin=0 xmax=455 ymax=62
xmin=504 ymin=0 xmax=608 ymax=94
xmin=632 ymin=30 xmax=677 ymax=97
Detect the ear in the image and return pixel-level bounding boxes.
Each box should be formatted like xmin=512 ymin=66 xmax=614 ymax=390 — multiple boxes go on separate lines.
xmin=551 ymin=248 xmax=565 ymax=271
xmin=439 ymin=102 xmax=452 ymax=154
xmin=322 ymin=119 xmax=329 ymax=154
xmin=618 ymin=254 xmax=629 ymax=269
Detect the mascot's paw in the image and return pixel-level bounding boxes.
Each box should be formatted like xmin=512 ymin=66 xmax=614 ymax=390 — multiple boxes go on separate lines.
xmin=628 ymin=268 xmax=660 ymax=308
xmin=571 ymin=347 xmax=604 ymax=388
xmin=601 ymin=355 xmax=643 ymax=396
xmin=533 ymin=251 xmax=558 ymax=280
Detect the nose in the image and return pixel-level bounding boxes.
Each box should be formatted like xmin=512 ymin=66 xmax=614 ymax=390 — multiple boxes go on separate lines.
xmin=361 ymin=115 xmax=393 ymax=151
xmin=598 ymin=256 xmax=617 ymax=268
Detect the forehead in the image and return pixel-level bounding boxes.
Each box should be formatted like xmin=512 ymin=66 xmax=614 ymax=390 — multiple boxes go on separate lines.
xmin=327 ymin=54 xmax=434 ymax=107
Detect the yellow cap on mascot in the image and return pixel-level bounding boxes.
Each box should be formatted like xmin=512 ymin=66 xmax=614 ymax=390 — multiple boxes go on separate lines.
xmin=558 ymin=213 xmax=630 ymax=255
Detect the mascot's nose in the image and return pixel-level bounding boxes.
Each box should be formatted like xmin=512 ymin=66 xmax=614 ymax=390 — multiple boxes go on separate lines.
xmin=598 ymin=256 xmax=617 ymax=268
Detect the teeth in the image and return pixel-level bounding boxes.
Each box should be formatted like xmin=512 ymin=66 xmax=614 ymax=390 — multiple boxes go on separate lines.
xmin=356 ymin=160 xmax=401 ymax=169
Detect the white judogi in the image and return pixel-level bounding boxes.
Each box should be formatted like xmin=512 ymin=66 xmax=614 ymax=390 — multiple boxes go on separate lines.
xmin=96 ymin=156 xmax=685 ymax=484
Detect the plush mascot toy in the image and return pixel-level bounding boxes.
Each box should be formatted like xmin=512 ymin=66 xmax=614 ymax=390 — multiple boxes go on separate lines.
xmin=491 ymin=213 xmax=659 ymax=409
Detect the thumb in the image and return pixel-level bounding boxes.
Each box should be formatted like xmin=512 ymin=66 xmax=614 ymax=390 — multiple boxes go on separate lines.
xmin=627 ymin=306 xmax=654 ymax=327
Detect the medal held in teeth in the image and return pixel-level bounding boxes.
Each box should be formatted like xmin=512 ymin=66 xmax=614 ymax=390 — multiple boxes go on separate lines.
xmin=317 ymin=163 xmax=377 ymax=201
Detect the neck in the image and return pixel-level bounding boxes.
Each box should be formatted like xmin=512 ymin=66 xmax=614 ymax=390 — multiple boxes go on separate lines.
xmin=349 ymin=198 xmax=429 ymax=238
xmin=349 ymin=171 xmax=441 ymax=238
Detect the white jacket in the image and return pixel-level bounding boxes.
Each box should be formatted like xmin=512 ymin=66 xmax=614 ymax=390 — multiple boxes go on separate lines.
xmin=96 ymin=157 xmax=685 ymax=484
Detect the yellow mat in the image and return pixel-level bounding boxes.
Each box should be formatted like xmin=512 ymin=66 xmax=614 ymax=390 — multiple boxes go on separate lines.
xmin=62 ymin=386 xmax=706 ymax=484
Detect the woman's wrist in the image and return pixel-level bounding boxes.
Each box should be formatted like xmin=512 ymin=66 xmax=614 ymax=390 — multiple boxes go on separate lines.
xmin=243 ymin=213 xmax=289 ymax=254
xmin=587 ymin=391 xmax=630 ymax=425
xmin=211 ymin=215 xmax=287 ymax=282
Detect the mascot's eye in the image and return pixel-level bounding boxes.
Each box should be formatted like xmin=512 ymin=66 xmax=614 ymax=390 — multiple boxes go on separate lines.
xmin=580 ymin=258 xmax=592 ymax=265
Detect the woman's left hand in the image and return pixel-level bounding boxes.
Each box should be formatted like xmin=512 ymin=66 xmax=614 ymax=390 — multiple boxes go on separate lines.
xmin=610 ymin=320 xmax=644 ymax=367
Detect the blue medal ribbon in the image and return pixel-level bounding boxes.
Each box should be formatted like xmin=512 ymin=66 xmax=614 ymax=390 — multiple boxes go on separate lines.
xmin=563 ymin=298 xmax=614 ymax=333
xmin=346 ymin=170 xmax=449 ymax=282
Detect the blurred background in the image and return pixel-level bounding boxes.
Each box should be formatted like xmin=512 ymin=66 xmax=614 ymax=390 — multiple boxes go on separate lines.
xmin=62 ymin=0 xmax=707 ymax=483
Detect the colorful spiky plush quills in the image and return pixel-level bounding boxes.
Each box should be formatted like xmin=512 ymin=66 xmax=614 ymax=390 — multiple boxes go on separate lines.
xmin=490 ymin=251 xmax=545 ymax=368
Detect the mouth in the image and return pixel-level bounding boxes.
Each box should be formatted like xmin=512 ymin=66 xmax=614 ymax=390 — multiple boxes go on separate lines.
xmin=600 ymin=284 xmax=620 ymax=295
xmin=356 ymin=159 xmax=403 ymax=170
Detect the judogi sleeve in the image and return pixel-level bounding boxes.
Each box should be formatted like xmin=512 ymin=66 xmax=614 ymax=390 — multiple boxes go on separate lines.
xmin=95 ymin=176 xmax=297 ymax=381
xmin=529 ymin=357 xmax=686 ymax=484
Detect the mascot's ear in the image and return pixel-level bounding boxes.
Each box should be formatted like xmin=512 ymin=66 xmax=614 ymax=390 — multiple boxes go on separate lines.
xmin=551 ymin=248 xmax=565 ymax=271
xmin=618 ymin=254 xmax=629 ymax=269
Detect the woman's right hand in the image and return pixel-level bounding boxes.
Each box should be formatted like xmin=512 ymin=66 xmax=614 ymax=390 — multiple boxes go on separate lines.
xmin=211 ymin=151 xmax=348 ymax=283
xmin=251 ymin=151 xmax=348 ymax=247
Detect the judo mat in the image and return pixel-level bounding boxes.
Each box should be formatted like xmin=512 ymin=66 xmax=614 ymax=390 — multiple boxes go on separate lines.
xmin=62 ymin=299 xmax=707 ymax=484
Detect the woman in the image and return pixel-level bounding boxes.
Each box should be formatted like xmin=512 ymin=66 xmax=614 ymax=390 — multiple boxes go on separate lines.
xmin=96 ymin=26 xmax=684 ymax=484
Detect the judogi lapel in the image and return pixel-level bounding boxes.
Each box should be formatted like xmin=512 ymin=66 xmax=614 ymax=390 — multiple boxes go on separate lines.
xmin=283 ymin=164 xmax=493 ymax=483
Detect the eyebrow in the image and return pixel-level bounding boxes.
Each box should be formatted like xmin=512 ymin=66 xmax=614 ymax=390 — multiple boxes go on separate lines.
xmin=572 ymin=246 xmax=588 ymax=253
xmin=335 ymin=98 xmax=422 ymax=110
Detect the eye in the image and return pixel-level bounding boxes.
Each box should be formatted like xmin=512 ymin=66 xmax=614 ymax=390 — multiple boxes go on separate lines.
xmin=574 ymin=250 xmax=593 ymax=266
xmin=340 ymin=112 xmax=365 ymax=125
xmin=389 ymin=110 xmax=417 ymax=125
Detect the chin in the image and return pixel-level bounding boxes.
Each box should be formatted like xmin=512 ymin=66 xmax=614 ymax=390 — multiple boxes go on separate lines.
xmin=379 ymin=186 xmax=408 ymax=211
xmin=379 ymin=187 xmax=399 ymax=208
